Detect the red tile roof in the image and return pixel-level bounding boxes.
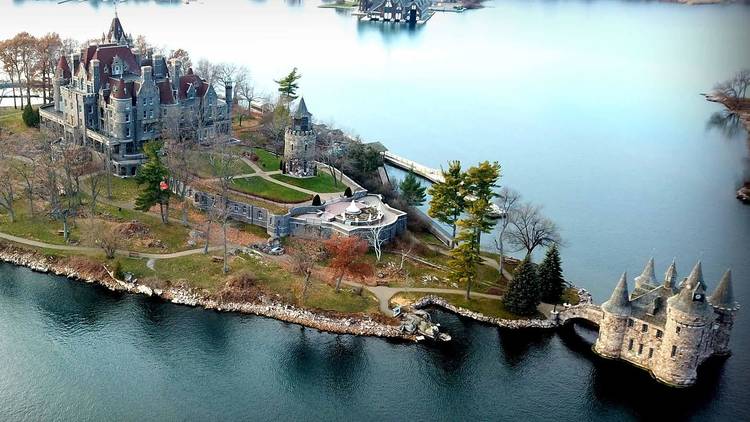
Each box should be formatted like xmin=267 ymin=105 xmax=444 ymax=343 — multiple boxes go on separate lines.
xmin=108 ymin=77 xmax=134 ymax=101
xmin=178 ymin=72 xmax=209 ymax=100
xmin=56 ymin=56 xmax=71 ymax=79
xmin=80 ymin=45 xmax=140 ymax=82
xmin=157 ymin=79 xmax=175 ymax=104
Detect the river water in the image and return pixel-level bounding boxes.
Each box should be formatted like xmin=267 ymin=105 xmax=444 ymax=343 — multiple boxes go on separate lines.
xmin=1 ymin=0 xmax=749 ymax=420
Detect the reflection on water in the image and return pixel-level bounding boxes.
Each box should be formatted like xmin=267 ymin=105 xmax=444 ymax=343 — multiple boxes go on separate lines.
xmin=707 ymin=109 xmax=745 ymax=139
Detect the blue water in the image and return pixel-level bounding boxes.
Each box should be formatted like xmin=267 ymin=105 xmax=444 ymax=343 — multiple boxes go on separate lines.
xmin=1 ymin=0 xmax=749 ymax=419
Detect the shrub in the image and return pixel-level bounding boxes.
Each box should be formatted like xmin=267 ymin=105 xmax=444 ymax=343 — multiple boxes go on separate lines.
xmin=112 ymin=259 xmax=124 ymax=280
xmin=22 ymin=104 xmax=39 ymax=128
xmin=344 ymin=187 xmax=353 ymax=197
xmin=312 ymin=194 xmax=321 ymax=206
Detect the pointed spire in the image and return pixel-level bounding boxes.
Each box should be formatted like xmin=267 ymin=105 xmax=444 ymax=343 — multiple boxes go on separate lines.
xmin=685 ymin=261 xmax=706 ymax=290
xmin=601 ymin=273 xmax=631 ymax=316
xmin=294 ymin=97 xmax=311 ymax=118
xmin=709 ymin=270 xmax=737 ymax=310
xmin=634 ymin=257 xmax=657 ymax=289
xmin=663 ymin=259 xmax=678 ymax=291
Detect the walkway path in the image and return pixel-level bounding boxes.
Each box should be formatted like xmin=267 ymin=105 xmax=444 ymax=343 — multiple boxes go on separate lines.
xmin=240 ymin=157 xmax=344 ymax=202
xmin=0 ymin=231 xmax=223 ymax=260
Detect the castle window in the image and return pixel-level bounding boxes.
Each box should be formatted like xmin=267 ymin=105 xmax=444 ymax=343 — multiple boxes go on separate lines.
xmin=126 ymin=114 xmax=130 ymax=122
xmin=627 ymin=319 xmax=634 ymax=327
xmin=671 ymin=345 xmax=677 ymax=357
xmin=628 ymin=339 xmax=634 ymax=351
xmin=648 ymin=348 xmax=654 ymax=359
xmin=638 ymin=344 xmax=643 ymax=355
xmin=676 ymin=326 xmax=681 ymax=334
xmin=641 ymin=324 xmax=648 ymax=333
xmin=656 ymin=329 xmax=663 ymax=338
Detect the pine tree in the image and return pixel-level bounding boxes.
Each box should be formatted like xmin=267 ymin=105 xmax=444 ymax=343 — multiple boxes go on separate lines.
xmin=538 ymin=244 xmax=565 ymax=304
xmin=428 ymin=160 xmax=465 ymax=247
xmin=275 ymin=67 xmax=302 ymax=102
xmin=312 ymin=194 xmax=321 ymax=206
xmin=449 ymin=199 xmax=485 ymax=299
xmin=22 ymin=104 xmax=38 ymax=127
xmin=134 ymin=141 xmax=171 ymax=224
xmin=399 ymin=171 xmax=426 ymax=207
xmin=503 ymin=258 xmax=541 ymax=316
xmin=344 ymin=186 xmax=353 ymax=198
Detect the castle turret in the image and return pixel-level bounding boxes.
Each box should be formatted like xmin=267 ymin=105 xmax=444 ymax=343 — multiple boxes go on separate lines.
xmin=708 ymin=269 xmax=739 ymax=355
xmin=664 ymin=259 xmax=678 ymax=293
xmin=225 ymin=78 xmax=233 ymax=115
xmin=54 ymin=55 xmax=71 ymax=111
xmin=594 ymin=273 xmax=631 ymax=359
xmin=634 ymin=257 xmax=657 ymax=291
xmin=283 ymin=97 xmax=317 ymax=177
xmin=653 ymin=262 xmax=714 ymax=386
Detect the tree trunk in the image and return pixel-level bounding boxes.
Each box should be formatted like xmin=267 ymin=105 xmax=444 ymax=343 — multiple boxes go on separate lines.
xmin=498 ymin=242 xmax=504 ymax=283
xmin=222 ymin=219 xmax=229 ymax=274
xmin=302 ymin=271 xmax=311 ymax=302
xmin=335 ymin=273 xmax=343 ymax=292
xmin=27 ymin=194 xmax=34 ymax=218
xmin=10 ymin=74 xmax=17 ymax=109
xmin=159 ymin=203 xmax=165 ymax=224
xmin=451 ymin=224 xmax=457 ymax=249
xmin=106 ymin=156 xmax=112 ymax=200
xmin=204 ymin=220 xmax=212 ymax=254
xmin=62 ymin=217 xmax=69 ymax=243
xmin=181 ymin=200 xmax=189 ymax=226
xmin=465 ymin=275 xmax=473 ymax=300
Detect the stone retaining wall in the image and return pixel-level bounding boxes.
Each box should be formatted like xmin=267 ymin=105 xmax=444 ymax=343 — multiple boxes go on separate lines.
xmin=412 ymin=295 xmax=557 ymax=329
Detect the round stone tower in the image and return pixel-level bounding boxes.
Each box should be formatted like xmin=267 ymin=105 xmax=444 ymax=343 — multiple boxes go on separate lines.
xmin=594 ymin=273 xmax=631 ymax=359
xmin=283 ymin=97 xmax=317 ymax=177
xmin=707 ymin=269 xmax=739 ymax=356
xmin=652 ymin=262 xmax=714 ymax=387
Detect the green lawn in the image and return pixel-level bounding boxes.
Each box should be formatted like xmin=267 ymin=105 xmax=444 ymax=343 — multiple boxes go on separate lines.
xmin=252 ymin=148 xmax=281 ymax=171
xmin=0 ymin=107 xmax=30 ymax=134
xmin=390 ymin=292 xmax=532 ymax=320
xmin=188 ymin=151 xmax=255 ymax=179
xmin=231 ymin=177 xmax=312 ymax=203
xmin=227 ymin=191 xmax=288 ymax=215
xmin=107 ymin=177 xmax=142 ymax=204
xmin=271 ymin=172 xmax=345 ymax=194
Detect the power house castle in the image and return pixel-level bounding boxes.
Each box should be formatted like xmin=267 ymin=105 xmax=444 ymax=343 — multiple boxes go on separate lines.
xmin=39 ymin=15 xmax=232 ymax=177
xmin=591 ymin=259 xmax=739 ymax=387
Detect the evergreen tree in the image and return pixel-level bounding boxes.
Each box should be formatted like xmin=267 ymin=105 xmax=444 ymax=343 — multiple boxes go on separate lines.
xmin=462 ymin=160 xmax=501 ymax=248
xmin=275 ymin=67 xmax=302 ymax=102
xmin=135 ymin=141 xmax=171 ymax=224
xmin=22 ymin=104 xmax=39 ymax=128
xmin=399 ymin=171 xmax=426 ymax=207
xmin=428 ymin=160 xmax=465 ymax=247
xmin=503 ymin=257 xmax=541 ymax=316
xmin=344 ymin=186 xmax=353 ymax=198
xmin=312 ymin=194 xmax=321 ymax=206
xmin=449 ymin=199 xmax=485 ymax=299
xmin=537 ymin=244 xmax=565 ymax=304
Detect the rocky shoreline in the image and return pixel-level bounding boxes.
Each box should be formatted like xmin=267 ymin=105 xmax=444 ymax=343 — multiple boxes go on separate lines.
xmin=413 ymin=295 xmax=557 ymax=329
xmin=0 ymin=244 xmax=412 ymax=341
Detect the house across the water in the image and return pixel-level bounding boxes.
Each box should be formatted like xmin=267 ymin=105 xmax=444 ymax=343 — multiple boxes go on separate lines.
xmin=358 ymin=0 xmax=434 ymax=24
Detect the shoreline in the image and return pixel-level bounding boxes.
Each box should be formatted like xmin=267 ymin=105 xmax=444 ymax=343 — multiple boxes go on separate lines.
xmin=0 ymin=242 xmax=567 ymax=340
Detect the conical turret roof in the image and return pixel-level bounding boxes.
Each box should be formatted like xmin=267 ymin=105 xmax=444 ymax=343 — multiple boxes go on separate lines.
xmin=601 ymin=273 xmax=631 ymax=316
xmin=664 ymin=259 xmax=678 ymax=291
xmin=668 ymin=262 xmax=712 ymax=317
xmin=634 ymin=257 xmax=657 ymax=289
xmin=56 ymin=55 xmax=71 ymax=79
xmin=294 ymin=97 xmax=311 ymax=119
xmin=709 ymin=270 xmax=738 ymax=311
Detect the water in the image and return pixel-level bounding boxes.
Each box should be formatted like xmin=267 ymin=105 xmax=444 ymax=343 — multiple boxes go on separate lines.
xmin=1 ymin=0 xmax=749 ymax=419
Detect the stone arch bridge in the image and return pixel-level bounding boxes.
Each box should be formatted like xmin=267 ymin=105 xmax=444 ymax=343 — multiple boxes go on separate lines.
xmin=554 ymin=303 xmax=603 ymax=327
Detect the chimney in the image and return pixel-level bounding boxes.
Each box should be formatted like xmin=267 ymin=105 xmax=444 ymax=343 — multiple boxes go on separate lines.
xmin=153 ymin=54 xmax=165 ymax=78
xmin=141 ymin=65 xmax=153 ymax=83
xmin=225 ymin=78 xmax=233 ymax=114
xmin=72 ymin=53 xmax=81 ymax=74
xmin=168 ymin=58 xmax=182 ymax=93
xmin=91 ymin=59 xmax=101 ymax=93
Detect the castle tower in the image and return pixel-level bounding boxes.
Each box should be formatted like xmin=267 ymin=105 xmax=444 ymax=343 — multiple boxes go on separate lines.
xmin=594 ymin=273 xmax=631 ymax=359
xmin=708 ymin=269 xmax=739 ymax=355
xmin=664 ymin=259 xmax=678 ymax=293
xmin=225 ymin=78 xmax=233 ymax=115
xmin=652 ymin=262 xmax=714 ymax=387
xmin=54 ymin=55 xmax=71 ymax=111
xmin=168 ymin=59 xmax=182 ymax=94
xmin=283 ymin=97 xmax=317 ymax=177
xmin=634 ymin=257 xmax=657 ymax=292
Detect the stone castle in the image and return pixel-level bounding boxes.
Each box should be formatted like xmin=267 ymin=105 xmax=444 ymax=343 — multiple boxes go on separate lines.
xmin=282 ymin=97 xmax=317 ymax=178
xmin=588 ymin=259 xmax=739 ymax=387
xmin=39 ymin=14 xmax=232 ymax=177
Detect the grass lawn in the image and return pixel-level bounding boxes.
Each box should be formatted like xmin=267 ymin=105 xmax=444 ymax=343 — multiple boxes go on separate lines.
xmin=0 ymin=209 xmax=82 ymax=245
xmin=188 ymin=151 xmax=255 ymax=179
xmin=107 ymin=177 xmax=142 ymax=204
xmin=227 ymin=191 xmax=288 ymax=215
xmin=560 ymin=287 xmax=581 ymax=306
xmin=231 ymin=176 xmax=312 ymax=203
xmin=119 ymin=252 xmax=378 ymax=314
xmin=0 ymin=107 xmax=31 ymax=134
xmin=390 ymin=292 xmax=532 ymax=320
xmin=271 ymin=172 xmax=345 ymax=194
xmin=252 ymin=148 xmax=281 ymax=171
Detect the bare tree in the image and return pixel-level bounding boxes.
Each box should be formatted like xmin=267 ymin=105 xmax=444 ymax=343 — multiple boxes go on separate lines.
xmin=505 ymin=202 xmax=562 ymax=258
xmin=12 ymin=157 xmax=38 ymax=218
xmin=195 ymin=59 xmax=218 ymax=84
xmin=0 ymin=159 xmax=17 ymax=222
xmin=289 ymin=240 xmax=324 ymax=302
xmin=35 ymin=33 xmax=62 ymax=103
xmin=366 ymin=224 xmax=386 ymax=262
xmin=713 ymin=69 xmax=750 ymax=107
xmin=493 ymin=187 xmax=521 ymax=280
xmin=262 ymin=103 xmax=290 ymax=154
xmin=83 ymin=159 xmax=106 ymax=216
xmin=84 ymin=219 xmax=120 ymax=259
xmin=162 ymin=111 xmax=197 ymax=226
xmin=168 ymin=48 xmax=192 ymax=70
xmin=208 ymin=134 xmax=239 ymax=274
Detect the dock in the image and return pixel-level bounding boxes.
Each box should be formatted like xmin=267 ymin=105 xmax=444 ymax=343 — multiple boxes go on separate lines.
xmin=382 ymin=151 xmax=445 ymax=184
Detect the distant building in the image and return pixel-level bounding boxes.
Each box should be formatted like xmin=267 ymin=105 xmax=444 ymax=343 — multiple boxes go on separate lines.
xmin=592 ymin=259 xmax=739 ymax=387
xmin=39 ymin=14 xmax=232 ymax=177
xmin=359 ymin=0 xmax=433 ymax=24
xmin=282 ymin=97 xmax=317 ymax=177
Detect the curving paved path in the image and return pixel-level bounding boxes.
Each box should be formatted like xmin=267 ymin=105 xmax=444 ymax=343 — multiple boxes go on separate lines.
xmin=0 ymin=231 xmax=223 ymax=260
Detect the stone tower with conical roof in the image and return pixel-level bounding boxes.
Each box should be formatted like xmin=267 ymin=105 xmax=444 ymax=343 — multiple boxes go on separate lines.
xmin=586 ymin=258 xmax=738 ymax=387
xmin=708 ymin=269 xmax=739 ymax=356
xmin=282 ymin=97 xmax=317 ymax=177
xmin=594 ymin=273 xmax=632 ymax=358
